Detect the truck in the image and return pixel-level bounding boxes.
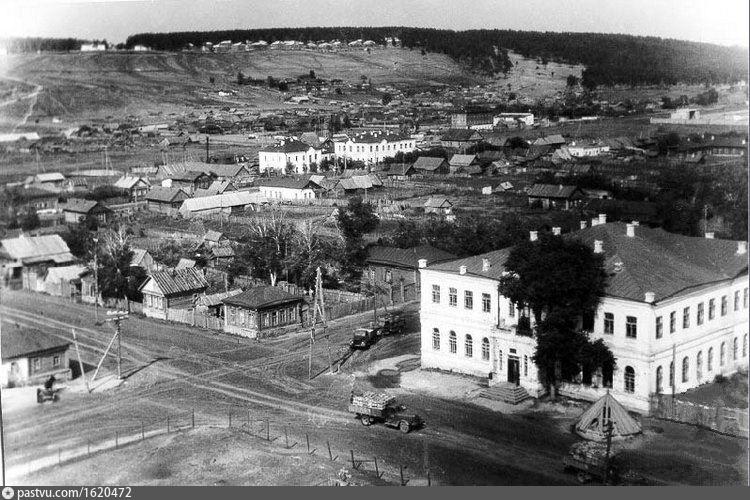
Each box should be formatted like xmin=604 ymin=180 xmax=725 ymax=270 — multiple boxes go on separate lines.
xmin=349 ymin=327 xmax=379 ymax=350
xmin=348 ymin=392 xmax=423 ymax=433
xmin=562 ymin=441 xmax=620 ymax=484
xmin=377 ymin=313 xmax=406 ymax=336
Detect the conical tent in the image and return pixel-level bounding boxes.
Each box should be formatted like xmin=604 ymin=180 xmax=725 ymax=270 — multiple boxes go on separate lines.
xmin=574 ymin=392 xmax=642 ymax=441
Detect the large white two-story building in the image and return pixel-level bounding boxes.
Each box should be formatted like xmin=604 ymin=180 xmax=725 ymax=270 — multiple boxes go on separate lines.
xmin=419 ymin=220 xmax=749 ymax=413
xmin=258 ymin=139 xmax=328 ymax=175
xmin=333 ymin=131 xmax=415 ymax=165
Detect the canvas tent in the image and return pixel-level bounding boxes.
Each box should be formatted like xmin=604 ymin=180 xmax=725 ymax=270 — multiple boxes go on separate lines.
xmin=574 ymin=392 xmax=642 ymax=441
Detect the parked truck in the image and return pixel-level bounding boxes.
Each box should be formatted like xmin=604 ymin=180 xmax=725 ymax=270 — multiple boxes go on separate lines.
xmin=348 ymin=392 xmax=423 ymax=433
xmin=350 ymin=327 xmax=379 ymax=350
xmin=562 ymin=441 xmax=620 ymax=484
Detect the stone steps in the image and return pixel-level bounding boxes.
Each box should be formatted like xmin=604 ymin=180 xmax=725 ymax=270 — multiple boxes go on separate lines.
xmin=480 ymin=383 xmax=531 ymax=405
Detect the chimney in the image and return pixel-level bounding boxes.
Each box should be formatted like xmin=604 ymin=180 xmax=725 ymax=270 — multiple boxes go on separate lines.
xmin=482 ymin=258 xmax=491 ymax=272
xmin=645 ymin=291 xmax=655 ymax=304
xmin=704 ymin=232 xmax=715 ymax=239
xmin=459 ymin=265 xmax=467 ymax=275
xmin=598 ymin=213 xmax=607 ymax=225
xmin=594 ymin=240 xmax=603 ymax=254
xmin=626 ymin=223 xmax=635 ymax=237
xmin=591 ymin=217 xmax=599 ymax=227
xmin=552 ymin=227 xmax=561 ymax=236
xmin=631 ymin=220 xmax=640 ymax=227
xmin=529 ymin=231 xmax=538 ymax=242
xmin=738 ymin=242 xmax=747 ymax=255
xmin=418 ymin=258 xmax=428 ymax=268
xmin=580 ymin=220 xmax=587 ymax=230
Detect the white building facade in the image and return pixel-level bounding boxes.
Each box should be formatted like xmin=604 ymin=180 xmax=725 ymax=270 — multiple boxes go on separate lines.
xmin=334 ymin=132 xmax=415 ymax=165
xmin=419 ymin=222 xmax=749 ymax=413
xmin=259 ymin=140 xmax=327 ymax=174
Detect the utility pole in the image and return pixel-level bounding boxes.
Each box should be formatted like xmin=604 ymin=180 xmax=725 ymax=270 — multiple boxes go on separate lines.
xmin=105 ymin=310 xmax=129 ymax=380
xmin=308 ymin=267 xmax=331 ymax=379
xmin=0 ymin=319 xmax=6 ymax=485
xmin=93 ymin=237 xmax=99 ymax=322
xmin=603 ymin=417 xmax=614 ymax=485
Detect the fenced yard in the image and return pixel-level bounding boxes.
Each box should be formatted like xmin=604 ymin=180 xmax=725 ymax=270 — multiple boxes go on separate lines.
xmin=650 ymin=393 xmax=749 ymax=438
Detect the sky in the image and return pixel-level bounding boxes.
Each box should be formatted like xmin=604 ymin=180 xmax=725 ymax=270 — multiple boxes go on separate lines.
xmin=1 ymin=0 xmax=748 ymax=47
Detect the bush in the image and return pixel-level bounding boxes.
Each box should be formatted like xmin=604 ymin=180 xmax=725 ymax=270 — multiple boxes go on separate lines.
xmin=713 ymin=374 xmax=727 ymax=384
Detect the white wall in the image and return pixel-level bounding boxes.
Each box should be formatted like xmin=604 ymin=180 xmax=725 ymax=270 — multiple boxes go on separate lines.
xmin=258 ymin=186 xmax=316 ymax=200
xmin=334 ymin=138 xmax=415 ymax=164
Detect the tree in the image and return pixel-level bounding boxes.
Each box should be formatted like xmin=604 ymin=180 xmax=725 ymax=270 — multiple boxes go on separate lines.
xmin=237 ymin=71 xmax=245 ymax=85
xmin=566 ymin=75 xmax=579 ymax=88
xmin=243 ymin=211 xmax=295 ymax=286
xmin=61 ymin=217 xmax=97 ymax=259
xmin=97 ymin=227 xmax=134 ymax=301
xmin=498 ymin=233 xmax=611 ymax=398
xmin=309 ymin=69 xmax=316 ymax=79
xmin=337 ymin=197 xmax=379 ymax=282
xmin=209 ymin=76 xmax=215 ymax=85
xmin=381 ymin=93 xmax=393 ymax=106
xmin=19 ymin=209 xmax=40 ymax=231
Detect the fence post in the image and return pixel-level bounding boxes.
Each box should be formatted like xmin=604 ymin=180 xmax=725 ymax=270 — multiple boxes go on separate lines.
xmin=306 ymin=433 xmax=310 ymax=453
xmin=192 ymin=410 xmax=195 ymax=429
xmin=58 ymin=448 xmax=61 ymax=466
xmin=266 ymin=418 xmax=270 ymax=441
xmin=327 ymin=440 xmax=333 ymax=461
xmin=400 ymin=465 xmax=405 ymax=486
xmin=374 ymin=457 xmax=379 ymax=478
xmin=167 ymin=416 xmax=170 ymax=433
xmin=115 ymin=431 xmax=119 ymax=450
xmin=229 ymin=412 xmax=232 ymax=428
xmin=141 ymin=420 xmax=145 ymax=440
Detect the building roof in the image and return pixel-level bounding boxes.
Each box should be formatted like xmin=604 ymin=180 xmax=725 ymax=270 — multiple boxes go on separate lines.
xmin=114 ymin=176 xmax=149 ymax=190
xmin=0 ymin=234 xmax=74 ymax=264
xmin=449 ymin=154 xmax=478 ymax=167
xmin=528 ymin=184 xmax=582 ymax=199
xmin=347 ymin=131 xmax=410 ymax=144
xmin=1 ymin=327 xmax=70 ymax=360
xmin=61 ymin=198 xmax=101 ymax=214
xmin=337 ymin=174 xmax=382 ymax=191
xmin=260 ymin=139 xmax=315 ymax=154
xmin=180 ymin=191 xmax=267 ymax=213
xmin=429 ymin=247 xmax=512 ymax=280
xmin=142 ymin=268 xmax=208 ymax=296
xmin=571 ymin=223 xmax=748 ymax=303
xmin=43 ymin=264 xmax=88 ymax=283
xmin=299 ymin=132 xmax=322 ymax=148
xmin=441 ymin=129 xmax=482 ymax=142
xmin=254 ymin=176 xmax=320 ymax=190
xmin=367 ymin=245 xmax=456 ymax=269
xmin=385 ymin=164 xmax=416 ymax=176
xmin=211 ymin=246 xmax=235 ymax=258
xmin=189 ymin=163 xmax=247 ymax=179
xmin=203 ymin=230 xmax=225 ymax=243
xmin=424 ymin=197 xmax=452 ymax=209
xmin=31 ymin=173 xmax=66 ymax=183
xmin=413 ymin=156 xmax=448 ymax=171
xmin=130 ymin=248 xmax=150 ymax=267
xmin=531 ymin=135 xmax=566 ymax=147
xmin=223 ymin=286 xmax=304 ymax=309
xmin=198 ymin=288 xmax=243 ymax=307
xmin=145 ymin=187 xmax=190 ymax=203
xmin=175 ymin=258 xmax=196 ymax=269
xmin=195 ymin=180 xmax=236 ymax=197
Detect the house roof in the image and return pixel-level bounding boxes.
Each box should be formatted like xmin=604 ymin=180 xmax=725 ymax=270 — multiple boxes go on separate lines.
xmin=223 ymin=286 xmax=304 ymax=309
xmin=211 ymin=246 xmax=235 ymax=258
xmin=254 ymin=176 xmax=320 ymax=190
xmin=130 ymin=248 xmax=150 ymax=267
xmin=347 ymin=131 xmax=410 ymax=144
xmin=367 ymin=245 xmax=456 ymax=269
xmin=449 ymin=154 xmax=478 ymax=167
xmin=114 ymin=176 xmax=149 ymax=190
xmin=440 ymin=129 xmax=483 ymax=142
xmin=429 ymin=248 xmax=512 ymax=280
xmin=413 ymin=156 xmax=447 ymax=171
xmin=142 ymin=268 xmax=208 ymax=296
xmin=195 ymin=180 xmax=236 ymax=197
xmin=531 ymin=135 xmax=566 ymax=147
xmin=1 ymin=327 xmax=70 ymax=360
xmin=582 ymin=199 xmax=659 ymax=221
xmin=337 ymin=174 xmax=382 ymax=191
xmin=43 ymin=264 xmax=88 ymax=283
xmin=528 ymin=184 xmax=582 ymax=199
xmin=203 ymin=230 xmax=224 ymax=242
xmin=180 ymin=191 xmax=267 ymax=213
xmin=62 ymin=198 xmax=101 ymax=214
xmin=0 ymin=234 xmax=74 ymax=264
xmin=145 ymin=187 xmax=190 ymax=203
xmin=175 ymin=258 xmax=196 ymax=269
xmin=189 ymin=163 xmax=247 ymax=179
xmin=32 ymin=173 xmax=66 ymax=183
xmin=198 ymin=288 xmax=243 ymax=307
xmin=424 ymin=197 xmax=452 ymax=208
xmin=260 ymin=139 xmax=315 ymax=154
xmin=299 ymin=132 xmax=322 ymax=148
xmin=571 ymin=223 xmax=748 ymax=302
xmin=385 ymin=164 xmax=415 ymax=176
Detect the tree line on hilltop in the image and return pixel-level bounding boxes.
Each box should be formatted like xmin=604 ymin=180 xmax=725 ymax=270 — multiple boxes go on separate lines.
xmin=124 ymin=27 xmax=747 ymax=86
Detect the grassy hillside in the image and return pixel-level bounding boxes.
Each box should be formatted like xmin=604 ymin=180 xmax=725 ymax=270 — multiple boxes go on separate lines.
xmin=0 ymin=48 xmax=481 ymax=125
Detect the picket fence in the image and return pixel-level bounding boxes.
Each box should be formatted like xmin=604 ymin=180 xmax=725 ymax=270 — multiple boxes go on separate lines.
xmin=650 ymin=394 xmax=749 ymax=437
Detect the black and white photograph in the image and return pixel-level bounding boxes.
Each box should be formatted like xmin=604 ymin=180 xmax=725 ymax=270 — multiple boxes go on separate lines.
xmin=0 ymin=0 xmax=747 ymax=487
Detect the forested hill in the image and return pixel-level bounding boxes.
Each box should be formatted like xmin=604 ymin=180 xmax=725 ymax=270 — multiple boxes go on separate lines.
xmin=125 ymin=27 xmax=748 ymax=87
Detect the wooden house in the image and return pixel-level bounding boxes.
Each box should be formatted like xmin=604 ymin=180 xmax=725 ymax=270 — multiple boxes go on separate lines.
xmin=424 ymin=197 xmax=453 ymax=215
xmin=413 ymin=157 xmax=450 ymax=176
xmin=1 ymin=328 xmax=71 ymax=388
xmin=527 ymin=184 xmax=584 ymax=210
xmin=138 ymin=268 xmax=209 ymax=320
xmin=222 ymin=286 xmax=305 ymax=338
xmin=145 ymin=187 xmax=190 ymax=215
xmin=61 ymin=198 xmax=111 ymax=225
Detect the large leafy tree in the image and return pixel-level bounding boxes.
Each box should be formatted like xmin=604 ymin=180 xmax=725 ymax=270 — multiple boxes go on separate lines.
xmin=97 ymin=227 xmax=134 ymax=301
xmin=337 ymin=197 xmax=379 ymax=282
xmin=498 ymin=233 xmax=612 ymax=398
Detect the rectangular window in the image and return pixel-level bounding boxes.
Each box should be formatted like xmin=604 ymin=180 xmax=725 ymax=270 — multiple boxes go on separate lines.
xmin=229 ymin=307 xmax=236 ymax=325
xmin=604 ymin=313 xmax=614 ymax=335
xmin=448 ymin=288 xmax=457 ymax=307
xmin=464 ymin=291 xmax=473 ymax=310
xmin=697 ymin=303 xmax=704 ymax=325
xmin=53 ymin=355 xmax=61 ymax=367
xmin=683 ymin=307 xmax=690 ymax=329
xmin=431 ymin=285 xmax=440 ymax=303
xmin=721 ymin=296 xmax=728 ymax=316
xmin=708 ymin=299 xmax=715 ymax=320
xmin=432 ymin=330 xmax=440 ymax=350
xmin=508 ymin=301 xmax=515 ymax=317
xmin=626 ymin=316 xmax=637 ymax=338
xmin=32 ymin=358 xmax=41 ymax=372
xmin=735 ymin=290 xmax=740 ymax=311
xmin=670 ymin=311 xmax=676 ymax=333
xmin=482 ymin=293 xmax=491 ymax=313
xmin=656 ymin=316 xmax=663 ymax=339
xmin=744 ymin=287 xmax=748 ymax=309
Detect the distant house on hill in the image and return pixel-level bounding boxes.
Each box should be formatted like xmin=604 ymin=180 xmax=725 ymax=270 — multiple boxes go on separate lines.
xmin=179 ymin=191 xmax=267 ymax=218
xmin=440 ymin=129 xmax=483 ymax=150
xmin=527 ymin=184 xmax=584 ymax=210
xmin=254 ymin=176 xmax=324 ymax=201
xmin=114 ymin=176 xmax=151 ymax=201
xmin=424 ymin=197 xmax=453 ymax=215
xmin=61 ymin=198 xmax=111 ymax=225
xmin=145 ymin=187 xmax=190 ymax=215
xmin=449 ymin=154 xmax=481 ymax=175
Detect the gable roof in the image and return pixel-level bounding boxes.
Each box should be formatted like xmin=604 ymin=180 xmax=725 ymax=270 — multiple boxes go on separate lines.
xmin=180 ymin=191 xmax=267 ymax=213
xmin=367 ymin=245 xmax=456 ymax=269
xmin=532 ymin=135 xmax=566 ymax=147
xmin=260 ymin=139 xmax=315 ymax=154
xmin=203 ymin=230 xmax=225 ymax=243
xmin=114 ymin=176 xmax=149 ymax=190
xmin=441 ymin=129 xmax=483 ymax=142
xmin=198 ymin=288 xmax=243 ymax=307
xmin=449 ymin=154 xmax=478 ymax=167
xmin=142 ymin=268 xmax=208 ymax=296
xmin=428 ymin=248 xmax=512 ymax=281
xmin=175 ymin=258 xmax=196 ymax=269
xmin=571 ymin=223 xmax=748 ymax=303
xmin=424 ymin=197 xmax=452 ymax=209
xmin=528 ymin=184 xmax=582 ymax=199
xmin=43 ymin=264 xmax=88 ymax=283
xmin=254 ymin=176 xmax=320 ymax=190
xmin=145 ymin=187 xmax=190 ymax=203
xmin=194 ymin=180 xmax=236 ymax=197
xmin=0 ymin=234 xmax=74 ymax=264
xmin=130 ymin=248 xmax=151 ymax=267
xmin=575 ymin=392 xmax=642 ymax=440
xmin=223 ymin=286 xmax=304 ymax=309
xmin=1 ymin=328 xmax=70 ymax=360
xmin=337 ymin=174 xmax=382 ymax=191
xmin=62 ymin=198 xmax=101 ymax=214
xmin=413 ymin=156 xmax=448 ymax=171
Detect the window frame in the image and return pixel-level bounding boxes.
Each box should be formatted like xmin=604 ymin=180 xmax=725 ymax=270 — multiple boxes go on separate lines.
xmin=721 ymin=296 xmax=727 ymax=316
xmin=626 ymin=316 xmax=637 ymax=338
xmin=465 ymin=335 xmax=473 ymax=357
xmin=431 ymin=285 xmax=440 ymax=304
xmin=669 ymin=311 xmax=676 ymax=333
xmin=683 ymin=307 xmax=690 ymax=329
xmin=682 ymin=357 xmax=689 ymax=383
xmin=481 ymin=293 xmax=491 ymax=313
xmin=603 ymin=312 xmax=614 ymax=335
xmin=449 ymin=331 xmax=457 ymax=354
xmin=481 ymin=338 xmax=490 ymax=361
xmin=655 ymin=316 xmax=663 ymax=339
xmin=464 ymin=290 xmax=473 ymax=310
xmin=448 ymin=287 xmax=457 ymax=307
xmin=624 ymin=366 xmax=635 ymax=393
xmin=432 ymin=329 xmax=440 ymax=351
xmin=697 ymin=302 xmax=704 ymax=325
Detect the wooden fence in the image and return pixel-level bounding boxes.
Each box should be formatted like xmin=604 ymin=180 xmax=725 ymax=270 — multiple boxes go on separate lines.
xmin=650 ymin=394 xmax=748 ymax=437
